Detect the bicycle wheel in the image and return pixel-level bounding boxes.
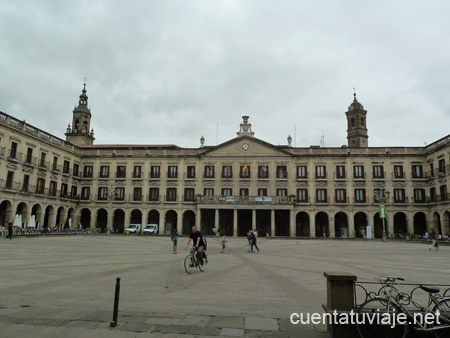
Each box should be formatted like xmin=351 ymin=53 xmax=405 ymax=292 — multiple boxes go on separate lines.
xmin=184 ymin=255 xmax=196 ymax=275
xmin=356 ymin=298 xmax=407 ymax=338
xmin=433 ymin=298 xmax=450 ymax=338
xmin=198 ymin=257 xmax=207 ymax=272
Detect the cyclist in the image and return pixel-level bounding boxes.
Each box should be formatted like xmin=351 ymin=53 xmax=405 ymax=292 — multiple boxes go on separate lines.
xmin=185 ymin=225 xmax=206 ymax=264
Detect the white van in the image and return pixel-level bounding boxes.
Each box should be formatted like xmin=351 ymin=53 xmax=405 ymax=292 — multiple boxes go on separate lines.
xmin=125 ymin=224 xmax=141 ymax=233
xmin=143 ymin=224 xmax=158 ymax=234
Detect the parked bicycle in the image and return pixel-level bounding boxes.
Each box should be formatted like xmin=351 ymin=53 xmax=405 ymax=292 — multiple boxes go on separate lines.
xmin=357 ymin=276 xmax=450 ymax=338
xmin=184 ymin=247 xmax=206 ymax=275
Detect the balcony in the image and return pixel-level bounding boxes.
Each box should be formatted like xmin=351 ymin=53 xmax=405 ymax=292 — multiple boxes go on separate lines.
xmin=79 ymin=172 xmax=94 ymax=180
xmin=148 ymin=195 xmax=161 ymax=203
xmin=51 ymin=163 xmax=62 ymax=173
xmin=334 ymin=173 xmax=346 ymax=181
xmin=353 ymin=172 xmax=366 ymax=181
xmin=149 ymin=173 xmax=161 ymax=180
xmin=23 ymin=156 xmax=37 ymax=167
xmin=130 ymin=194 xmax=144 ymax=203
xmin=353 ymin=197 xmax=369 ymax=205
xmin=80 ymin=194 xmax=92 ymax=202
xmin=184 ymin=172 xmax=196 ymax=180
xmin=115 ymin=172 xmax=126 ymax=180
xmin=411 ymin=172 xmax=426 ymax=181
xmin=372 ymin=172 xmax=386 ymax=181
xmin=38 ymin=160 xmax=50 ymax=170
xmin=333 ymin=197 xmax=349 ymax=205
xmin=166 ymin=173 xmax=178 ymax=180
xmin=314 ymin=196 xmax=330 ymax=205
xmin=8 ymin=150 xmax=22 ymax=162
xmin=203 ymin=173 xmax=215 ymax=180
xmin=197 ymin=195 xmax=294 ymax=205
xmin=392 ymin=197 xmax=409 ymax=205
xmin=296 ymin=175 xmax=308 ymax=181
xmin=164 ymin=195 xmax=179 ymax=203
xmin=315 ymin=173 xmax=328 ymax=181
xmin=392 ymin=172 xmax=406 ymax=181
xmin=132 ymin=173 xmax=143 ymax=181
xmin=258 ymin=172 xmax=269 ymax=180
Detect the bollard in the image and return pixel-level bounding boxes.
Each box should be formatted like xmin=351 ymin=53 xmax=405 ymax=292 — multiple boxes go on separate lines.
xmin=110 ymin=277 xmax=121 ymax=327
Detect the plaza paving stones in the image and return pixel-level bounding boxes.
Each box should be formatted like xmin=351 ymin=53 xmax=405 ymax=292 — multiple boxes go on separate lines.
xmin=1 ymin=235 xmax=449 ymax=337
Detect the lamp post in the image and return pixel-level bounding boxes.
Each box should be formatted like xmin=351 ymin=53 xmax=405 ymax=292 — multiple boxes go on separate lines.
xmin=374 ymin=188 xmax=390 ymax=242
xmin=107 ymin=184 xmax=117 ymax=236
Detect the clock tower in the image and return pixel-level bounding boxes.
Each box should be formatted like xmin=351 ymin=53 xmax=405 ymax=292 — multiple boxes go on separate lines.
xmin=345 ymin=92 xmax=368 ymax=148
xmin=65 ymin=83 xmax=95 ymax=145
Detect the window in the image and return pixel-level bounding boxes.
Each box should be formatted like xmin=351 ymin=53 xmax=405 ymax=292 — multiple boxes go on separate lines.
xmin=316 ymin=189 xmax=327 ymax=202
xmin=6 ymin=171 xmax=14 ymax=189
xmin=354 ymin=165 xmax=364 ymax=179
xmin=133 ymin=187 xmax=142 ymax=201
xmin=394 ymin=189 xmax=405 ymax=203
xmin=240 ymin=188 xmax=249 ymax=197
xmin=149 ymin=188 xmax=159 ymax=201
xmin=297 ymin=166 xmax=307 ymax=179
xmin=73 ymin=163 xmax=79 ymax=177
xmin=394 ymin=165 xmax=404 ymax=179
xmin=9 ymin=142 xmax=18 ymax=159
xmin=412 ymin=165 xmax=423 ymax=178
xmin=316 ymin=165 xmax=326 ymax=179
xmin=297 ymin=189 xmax=308 ymax=202
xmin=49 ymin=181 xmax=57 ymax=196
xmin=335 ymin=189 xmax=346 ymax=203
xmin=414 ymin=189 xmax=425 ymax=203
xmin=355 ymin=189 xmax=366 ymax=203
xmin=84 ymin=165 xmax=93 ymax=178
xmin=115 ymin=187 xmax=125 ymax=200
xmin=81 ymin=187 xmax=90 ymax=200
xmin=22 ymin=175 xmax=29 ymax=192
xmin=222 ymin=165 xmax=232 ymax=178
xmin=336 ymin=166 xmax=345 ymax=179
xmin=100 ymin=166 xmax=110 ymax=178
xmin=258 ymin=188 xmax=267 ymax=197
xmin=276 ymin=165 xmax=287 ymax=179
xmin=430 ymin=163 xmax=435 ymax=176
xmin=71 ymin=185 xmax=78 ymax=197
xmin=166 ymin=188 xmax=177 ymax=201
xmin=222 ymin=188 xmax=232 ymax=196
xmin=26 ymin=147 xmax=33 ymax=164
xmin=187 ymin=166 xmax=196 ymax=178
xmin=133 ymin=166 xmax=142 ymax=178
xmin=36 ymin=178 xmax=45 ymax=194
xmin=204 ymin=165 xmax=215 ymax=178
xmin=168 ymin=166 xmax=178 ymax=178
xmin=150 ymin=166 xmax=160 ymax=178
xmin=184 ymin=188 xmax=195 ymax=201
xmin=40 ymin=152 xmax=46 ymax=167
xmin=240 ymin=165 xmax=250 ymax=178
xmin=440 ymin=185 xmax=448 ymax=201
xmin=53 ymin=156 xmax=58 ymax=171
xmin=430 ymin=187 xmax=437 ymax=201
xmin=63 ymin=160 xmax=70 ymax=174
xmin=204 ymin=188 xmax=214 ymax=197
xmin=98 ymin=187 xmax=108 ymax=200
xmin=277 ymin=188 xmax=287 ymax=197
xmin=439 ymin=159 xmax=446 ymax=173
xmin=258 ymin=165 xmax=269 ymax=178
xmin=60 ymin=183 xmax=68 ymax=197
xmin=116 ymin=166 xmax=126 ymax=178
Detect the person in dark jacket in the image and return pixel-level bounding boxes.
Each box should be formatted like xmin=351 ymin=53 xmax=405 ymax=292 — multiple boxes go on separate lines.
xmin=250 ymin=231 xmax=259 ymax=253
xmin=7 ymin=223 xmax=13 ymax=240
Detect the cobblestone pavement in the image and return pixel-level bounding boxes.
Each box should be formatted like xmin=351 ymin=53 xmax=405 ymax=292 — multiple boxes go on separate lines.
xmin=0 ymin=235 xmax=448 ymax=337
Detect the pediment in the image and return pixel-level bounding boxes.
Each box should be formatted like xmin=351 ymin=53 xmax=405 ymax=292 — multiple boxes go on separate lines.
xmin=201 ymin=136 xmax=291 ymax=158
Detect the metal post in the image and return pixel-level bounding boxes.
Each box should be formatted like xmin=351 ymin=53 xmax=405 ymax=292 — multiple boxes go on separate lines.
xmin=110 ymin=277 xmax=121 ymax=327
xmin=382 ymin=217 xmax=386 ymax=242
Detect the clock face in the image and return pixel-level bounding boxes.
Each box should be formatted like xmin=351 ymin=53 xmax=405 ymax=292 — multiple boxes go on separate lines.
xmin=242 ymin=143 xmax=249 ymax=151
xmin=74 ymin=112 xmax=81 ymax=118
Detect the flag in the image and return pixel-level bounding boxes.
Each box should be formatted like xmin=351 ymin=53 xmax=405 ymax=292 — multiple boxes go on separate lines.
xmin=227 ymin=162 xmax=231 ymax=171
xmin=243 ymin=160 xmax=248 ymax=172
xmin=262 ymin=159 xmax=267 ymax=172
xmin=208 ymin=161 xmax=213 ymax=172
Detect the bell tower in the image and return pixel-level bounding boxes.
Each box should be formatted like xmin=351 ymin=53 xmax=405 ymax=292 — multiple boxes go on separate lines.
xmin=345 ymin=92 xmax=368 ymax=148
xmin=65 ymin=82 xmax=95 ymax=145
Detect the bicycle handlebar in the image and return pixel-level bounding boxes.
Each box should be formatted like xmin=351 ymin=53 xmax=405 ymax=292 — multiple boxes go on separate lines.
xmin=379 ymin=276 xmax=405 ymax=283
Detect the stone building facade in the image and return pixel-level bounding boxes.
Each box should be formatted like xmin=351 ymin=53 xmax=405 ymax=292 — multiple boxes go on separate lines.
xmin=0 ymin=85 xmax=449 ymax=237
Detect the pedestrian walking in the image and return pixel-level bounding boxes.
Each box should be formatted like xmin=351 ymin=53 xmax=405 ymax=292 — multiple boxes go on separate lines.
xmin=7 ymin=222 xmax=13 ymax=241
xmin=322 ymin=226 xmax=326 ymax=238
xmin=429 ymin=229 xmax=439 ymax=251
xmin=247 ymin=230 xmax=252 ymax=253
xmin=250 ymin=231 xmax=260 ymax=253
xmin=220 ymin=233 xmax=226 ymax=253
xmin=171 ymin=230 xmax=178 ymax=253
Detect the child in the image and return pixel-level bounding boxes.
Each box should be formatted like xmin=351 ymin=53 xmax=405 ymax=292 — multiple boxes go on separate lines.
xmin=221 ymin=233 xmax=226 ymax=253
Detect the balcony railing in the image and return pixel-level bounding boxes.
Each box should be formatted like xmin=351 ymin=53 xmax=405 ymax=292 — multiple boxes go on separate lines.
xmin=51 ymin=163 xmax=62 ymax=172
xmin=38 ymin=160 xmax=50 ymax=169
xmin=24 ymin=156 xmax=37 ymax=166
xmin=79 ymin=172 xmax=94 ymax=179
xmin=372 ymin=172 xmax=386 ymax=180
xmin=196 ymin=195 xmax=295 ymax=205
xmin=392 ymin=196 xmax=409 ymax=205
xmin=8 ymin=150 xmax=22 ymax=162
xmin=148 ymin=195 xmax=161 ymax=202
xmin=115 ymin=172 xmax=126 ymax=179
xmin=166 ymin=173 xmax=178 ymax=179
xmin=203 ymin=173 xmax=215 ymax=179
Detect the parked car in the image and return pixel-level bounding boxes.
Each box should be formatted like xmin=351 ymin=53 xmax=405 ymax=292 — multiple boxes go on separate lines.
xmin=143 ymin=224 xmax=158 ymax=234
xmin=125 ymin=224 xmax=141 ymax=233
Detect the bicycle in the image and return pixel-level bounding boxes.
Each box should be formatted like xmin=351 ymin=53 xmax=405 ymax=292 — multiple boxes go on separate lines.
xmin=357 ymin=276 xmax=450 ymax=338
xmin=184 ymin=247 xmax=206 ymax=275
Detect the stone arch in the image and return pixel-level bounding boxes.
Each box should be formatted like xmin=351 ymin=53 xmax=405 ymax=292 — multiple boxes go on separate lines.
xmin=335 ymin=212 xmax=348 ymax=238
xmin=165 ymin=210 xmax=178 ymax=235
xmin=56 ymin=206 xmax=65 ymax=228
xmin=114 ymin=209 xmax=125 ymax=233
xmin=148 ymin=210 xmax=160 ymax=227
xmin=296 ymin=211 xmax=310 ymax=237
xmin=394 ymin=212 xmax=407 ymax=235
xmin=413 ymin=212 xmax=427 ymax=236
xmin=97 ymin=208 xmax=108 ymax=232
xmin=432 ymin=212 xmax=442 ymax=234
xmin=80 ymin=208 xmax=91 ymax=229
xmin=315 ymin=211 xmax=329 ymax=237
xmin=275 ymin=210 xmax=290 ymax=236
xmin=0 ymin=200 xmax=13 ymax=226
xmin=130 ymin=209 xmax=142 ymax=225
xmin=43 ymin=205 xmax=55 ymax=228
xmin=66 ymin=207 xmax=75 ymax=228
xmin=31 ymin=203 xmax=43 ymax=227
xmin=354 ymin=212 xmax=368 ymax=238
xmin=443 ymin=211 xmax=450 ymax=235
xmin=182 ymin=210 xmax=196 ymax=235
xmin=16 ymin=202 xmax=29 ymax=223
xmin=373 ymin=213 xmax=384 ymax=239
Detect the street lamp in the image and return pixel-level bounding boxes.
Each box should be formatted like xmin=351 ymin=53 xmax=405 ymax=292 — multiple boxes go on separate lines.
xmin=107 ymin=184 xmax=117 ymax=236
xmin=374 ymin=188 xmax=390 ymax=242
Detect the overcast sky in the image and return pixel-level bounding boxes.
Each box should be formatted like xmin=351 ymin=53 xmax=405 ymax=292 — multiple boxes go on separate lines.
xmin=1 ymin=0 xmax=449 ymax=148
